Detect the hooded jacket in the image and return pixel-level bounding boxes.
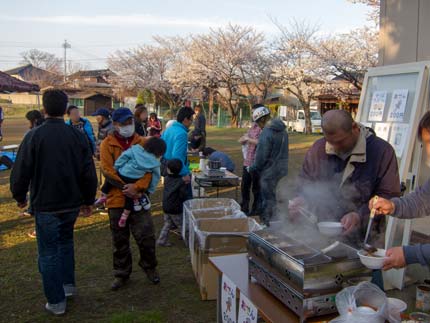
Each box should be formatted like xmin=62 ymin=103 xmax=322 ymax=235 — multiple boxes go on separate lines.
xmin=162 ymin=174 xmax=189 ymax=214
xmin=66 ymin=117 xmax=96 ymax=154
xmin=114 ymin=145 xmax=161 ymax=194
xmin=250 ymin=118 xmax=289 ymax=180
xmin=161 ymin=121 xmax=190 ymax=176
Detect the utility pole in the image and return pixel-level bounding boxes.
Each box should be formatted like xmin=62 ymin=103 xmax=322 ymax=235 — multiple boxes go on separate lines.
xmin=62 ymin=39 xmax=71 ymax=82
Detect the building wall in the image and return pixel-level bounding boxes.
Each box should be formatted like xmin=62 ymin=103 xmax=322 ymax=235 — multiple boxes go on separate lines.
xmin=379 ymin=0 xmax=430 ymax=65
xmin=0 ymin=92 xmax=41 ymax=105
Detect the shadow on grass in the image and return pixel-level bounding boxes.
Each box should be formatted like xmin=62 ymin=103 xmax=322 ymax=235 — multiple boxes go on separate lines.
xmin=0 ymin=211 xmax=217 ymax=323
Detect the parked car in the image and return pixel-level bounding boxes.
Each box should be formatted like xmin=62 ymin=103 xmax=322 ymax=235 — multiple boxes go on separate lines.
xmin=283 ymin=109 xmax=322 ymax=133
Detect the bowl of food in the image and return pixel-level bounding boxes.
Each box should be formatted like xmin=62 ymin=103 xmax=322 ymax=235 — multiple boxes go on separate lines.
xmin=357 ymin=249 xmax=386 ymax=269
xmin=317 ymin=222 xmax=343 ymax=237
xmin=387 ymin=297 xmax=407 ymax=314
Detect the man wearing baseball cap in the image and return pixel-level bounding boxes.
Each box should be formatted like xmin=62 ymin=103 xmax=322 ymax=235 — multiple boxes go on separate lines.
xmin=100 ymin=107 xmax=159 ymax=290
xmin=92 ymin=107 xmax=114 ymax=160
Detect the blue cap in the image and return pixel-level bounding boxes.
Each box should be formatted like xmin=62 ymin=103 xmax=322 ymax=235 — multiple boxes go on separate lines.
xmin=91 ymin=108 xmax=111 ymax=118
xmin=112 ymin=107 xmax=133 ymax=123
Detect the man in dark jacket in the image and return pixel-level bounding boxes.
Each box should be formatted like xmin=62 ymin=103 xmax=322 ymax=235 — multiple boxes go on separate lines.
xmin=289 ymin=110 xmax=400 ymax=248
xmin=157 ymin=159 xmax=189 ymax=246
xmin=249 ymin=106 xmax=289 ymax=225
xmin=10 ymin=89 xmax=97 ymax=316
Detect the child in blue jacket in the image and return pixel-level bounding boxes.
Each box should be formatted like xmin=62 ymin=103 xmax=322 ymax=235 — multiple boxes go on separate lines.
xmin=97 ymin=136 xmax=166 ymax=227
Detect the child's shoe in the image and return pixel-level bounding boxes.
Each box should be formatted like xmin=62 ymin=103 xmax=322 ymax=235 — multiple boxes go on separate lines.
xmin=118 ymin=213 xmax=129 ymax=227
xmin=140 ymin=193 xmax=151 ymax=211
xmin=133 ymin=199 xmax=142 ymax=211
xmin=94 ymin=195 xmax=107 ymax=207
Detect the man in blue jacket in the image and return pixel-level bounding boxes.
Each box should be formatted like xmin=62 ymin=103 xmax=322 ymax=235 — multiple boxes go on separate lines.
xmin=66 ymin=105 xmax=96 ymax=155
xmin=161 ymin=107 xmax=195 ymax=197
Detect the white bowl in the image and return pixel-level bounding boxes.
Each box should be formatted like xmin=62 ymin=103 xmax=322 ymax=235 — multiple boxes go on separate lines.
xmin=387 ymin=297 xmax=407 ymax=313
xmin=357 ymin=249 xmax=386 ymax=269
xmin=317 ymin=222 xmax=343 ymax=237
xmin=356 ymin=306 xmax=377 ymax=314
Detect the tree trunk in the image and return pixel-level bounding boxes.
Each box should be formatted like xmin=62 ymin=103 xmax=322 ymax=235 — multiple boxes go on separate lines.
xmin=208 ymin=89 xmax=214 ymax=126
xmin=228 ymin=103 xmax=239 ymax=128
xmin=303 ymin=102 xmax=313 ymax=134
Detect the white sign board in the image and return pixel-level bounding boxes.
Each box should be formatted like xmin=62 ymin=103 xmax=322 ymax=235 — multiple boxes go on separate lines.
xmin=238 ymin=293 xmax=258 ymax=323
xmin=221 ymin=275 xmax=237 ymax=323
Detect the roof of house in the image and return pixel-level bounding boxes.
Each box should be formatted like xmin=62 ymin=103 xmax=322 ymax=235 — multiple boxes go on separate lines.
xmin=67 ymin=91 xmax=112 ymax=100
xmin=4 ymin=64 xmax=54 ymax=77
xmin=0 ymin=71 xmax=40 ymax=93
xmin=68 ymin=69 xmax=115 ymax=79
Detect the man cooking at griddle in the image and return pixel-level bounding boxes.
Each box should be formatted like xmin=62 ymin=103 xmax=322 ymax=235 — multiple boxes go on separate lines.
xmin=289 ymin=110 xmax=401 ymax=288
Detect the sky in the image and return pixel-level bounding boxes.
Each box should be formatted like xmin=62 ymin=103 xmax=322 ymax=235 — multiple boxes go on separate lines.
xmin=0 ymin=0 xmax=372 ymax=71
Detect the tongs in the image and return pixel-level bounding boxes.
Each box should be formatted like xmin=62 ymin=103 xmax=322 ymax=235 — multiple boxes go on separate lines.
xmin=363 ymin=195 xmax=378 ymax=254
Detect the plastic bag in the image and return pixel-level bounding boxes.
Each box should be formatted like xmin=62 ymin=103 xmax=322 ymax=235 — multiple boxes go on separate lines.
xmin=330 ymin=282 xmax=400 ymax=323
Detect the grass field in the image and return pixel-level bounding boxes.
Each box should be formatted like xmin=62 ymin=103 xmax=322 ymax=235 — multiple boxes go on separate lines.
xmin=0 ymin=123 xmax=320 ymax=323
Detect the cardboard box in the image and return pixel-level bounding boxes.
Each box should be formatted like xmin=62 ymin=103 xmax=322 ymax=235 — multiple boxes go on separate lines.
xmin=192 ymin=218 xmax=257 ymax=300
xmin=182 ymin=198 xmax=242 ymax=247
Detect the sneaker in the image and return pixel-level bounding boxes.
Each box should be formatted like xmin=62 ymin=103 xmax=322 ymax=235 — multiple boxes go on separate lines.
xmin=111 ymin=277 xmax=129 ymax=291
xmin=27 ymin=230 xmax=36 ymax=238
xmin=45 ymin=300 xmax=66 ymax=315
xmin=94 ymin=196 xmax=107 ymax=207
xmin=145 ymin=268 xmax=160 ymax=284
xmin=63 ymin=284 xmax=77 ymax=297
xmin=157 ymin=240 xmax=173 ymax=247
xmin=133 ymin=199 xmax=142 ymax=211
xmin=140 ymin=194 xmax=151 ymax=211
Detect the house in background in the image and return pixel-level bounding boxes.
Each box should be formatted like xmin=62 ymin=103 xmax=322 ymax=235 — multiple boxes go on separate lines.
xmin=68 ymin=91 xmax=113 ymax=115
xmin=5 ymin=64 xmax=61 ymax=88
xmin=68 ymin=69 xmax=115 ymax=89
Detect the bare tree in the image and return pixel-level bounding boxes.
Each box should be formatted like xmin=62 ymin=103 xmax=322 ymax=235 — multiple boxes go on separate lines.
xmin=20 ymin=49 xmax=62 ymax=74
xmin=189 ymin=24 xmax=265 ymax=127
xmin=313 ymin=26 xmax=378 ymax=91
xmin=273 ymin=20 xmax=329 ymax=134
xmin=109 ymin=37 xmax=193 ymax=117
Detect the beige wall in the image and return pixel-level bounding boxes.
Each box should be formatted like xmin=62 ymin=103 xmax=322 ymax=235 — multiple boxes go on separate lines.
xmin=0 ymin=93 xmax=41 ymax=105
xmin=379 ymin=0 xmax=430 ymax=65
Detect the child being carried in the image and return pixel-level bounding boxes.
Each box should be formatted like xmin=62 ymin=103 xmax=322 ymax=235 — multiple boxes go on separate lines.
xmin=96 ymin=136 xmax=166 ymax=227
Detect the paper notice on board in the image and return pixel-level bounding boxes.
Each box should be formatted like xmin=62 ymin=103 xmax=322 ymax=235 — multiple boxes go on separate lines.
xmin=374 ymin=123 xmax=390 ymax=141
xmin=387 ymin=89 xmax=408 ymax=122
xmin=368 ymin=91 xmax=387 ymax=121
xmin=238 ymin=293 xmax=257 ymax=323
xmin=221 ymin=275 xmax=237 ymax=323
xmin=389 ymin=123 xmax=409 ymax=158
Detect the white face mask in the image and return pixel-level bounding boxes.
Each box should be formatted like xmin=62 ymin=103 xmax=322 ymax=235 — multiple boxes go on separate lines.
xmin=118 ymin=124 xmax=135 ymax=138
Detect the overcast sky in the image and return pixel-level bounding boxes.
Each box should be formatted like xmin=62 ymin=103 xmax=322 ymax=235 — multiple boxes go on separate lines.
xmin=0 ymin=0 xmax=371 ymax=71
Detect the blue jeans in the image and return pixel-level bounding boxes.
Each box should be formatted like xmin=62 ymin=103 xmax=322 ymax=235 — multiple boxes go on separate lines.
xmin=35 ymin=210 xmax=79 ymax=304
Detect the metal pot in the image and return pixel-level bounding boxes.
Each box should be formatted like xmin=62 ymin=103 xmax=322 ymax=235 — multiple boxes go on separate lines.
xmin=208 ymin=159 xmax=221 ymax=170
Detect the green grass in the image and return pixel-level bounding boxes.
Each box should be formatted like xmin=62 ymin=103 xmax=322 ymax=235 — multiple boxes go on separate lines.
xmin=0 ymin=124 xmax=320 ymax=323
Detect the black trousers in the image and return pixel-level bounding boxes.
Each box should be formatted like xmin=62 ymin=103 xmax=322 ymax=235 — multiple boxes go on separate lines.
xmin=108 ymin=208 xmax=157 ymax=278
xmin=240 ymin=166 xmax=261 ymax=214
